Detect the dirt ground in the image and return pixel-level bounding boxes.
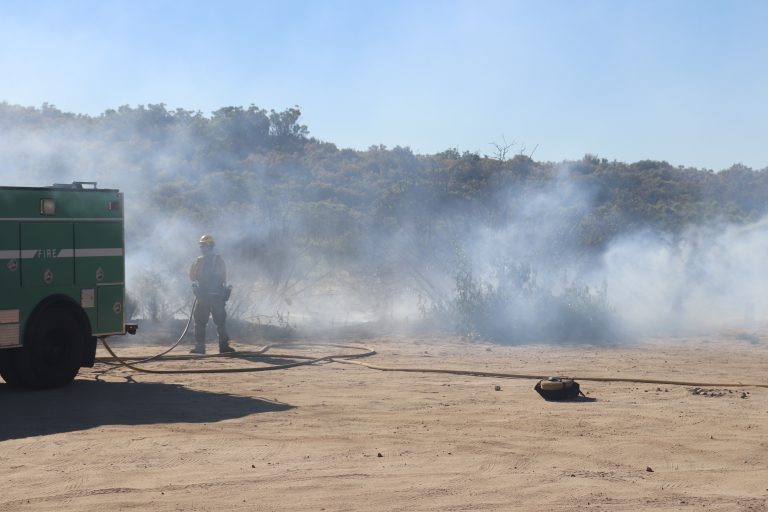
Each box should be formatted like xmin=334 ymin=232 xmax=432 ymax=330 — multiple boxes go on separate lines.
xmin=2 ymin=330 xmax=768 ymax=511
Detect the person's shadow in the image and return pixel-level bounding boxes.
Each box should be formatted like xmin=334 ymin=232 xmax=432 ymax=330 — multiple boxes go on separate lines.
xmin=0 ymin=379 xmax=293 ymax=441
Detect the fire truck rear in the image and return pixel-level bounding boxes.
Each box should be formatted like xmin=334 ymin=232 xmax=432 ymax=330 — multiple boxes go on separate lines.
xmin=0 ymin=182 xmax=133 ymax=388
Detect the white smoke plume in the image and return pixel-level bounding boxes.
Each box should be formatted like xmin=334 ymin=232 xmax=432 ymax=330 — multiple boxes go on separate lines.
xmin=1 ymin=103 xmax=766 ymax=342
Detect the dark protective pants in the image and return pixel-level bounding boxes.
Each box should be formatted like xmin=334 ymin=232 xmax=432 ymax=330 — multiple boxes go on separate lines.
xmin=193 ymin=297 xmax=229 ymax=347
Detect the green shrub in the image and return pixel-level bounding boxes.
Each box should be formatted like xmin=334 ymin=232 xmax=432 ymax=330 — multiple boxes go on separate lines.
xmin=431 ymin=259 xmax=617 ymax=344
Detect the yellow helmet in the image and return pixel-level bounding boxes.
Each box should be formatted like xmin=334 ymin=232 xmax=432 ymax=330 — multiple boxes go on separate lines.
xmin=199 ymin=234 xmax=215 ymax=246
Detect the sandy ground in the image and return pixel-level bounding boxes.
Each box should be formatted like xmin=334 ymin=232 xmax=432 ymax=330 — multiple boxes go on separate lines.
xmin=2 ymin=330 xmax=768 ymax=512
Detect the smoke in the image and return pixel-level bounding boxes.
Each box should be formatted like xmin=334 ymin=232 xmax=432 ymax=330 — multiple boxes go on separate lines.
xmin=602 ymin=220 xmax=768 ymax=336
xmin=446 ymin=167 xmax=768 ymax=341
xmin=1 ymin=103 xmax=766 ymax=342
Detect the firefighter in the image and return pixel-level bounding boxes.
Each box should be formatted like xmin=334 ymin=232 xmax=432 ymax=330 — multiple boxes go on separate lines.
xmin=189 ymin=234 xmax=235 ymax=354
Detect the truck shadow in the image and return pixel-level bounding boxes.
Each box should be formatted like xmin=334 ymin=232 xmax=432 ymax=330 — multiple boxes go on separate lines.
xmin=0 ymin=379 xmax=294 ymax=441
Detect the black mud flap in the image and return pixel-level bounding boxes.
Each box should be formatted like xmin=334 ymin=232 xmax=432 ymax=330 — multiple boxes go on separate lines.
xmin=81 ymin=335 xmax=97 ymax=367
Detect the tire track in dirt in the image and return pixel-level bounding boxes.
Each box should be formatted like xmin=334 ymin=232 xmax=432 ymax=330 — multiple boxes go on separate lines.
xmin=0 ymin=471 xmax=299 ymax=510
xmin=58 ymin=468 xmax=87 ymax=505
xmin=551 ymin=494 xmax=768 ymax=511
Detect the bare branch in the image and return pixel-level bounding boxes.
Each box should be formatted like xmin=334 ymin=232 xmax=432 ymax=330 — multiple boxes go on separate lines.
xmin=488 ymin=134 xmax=515 ymax=162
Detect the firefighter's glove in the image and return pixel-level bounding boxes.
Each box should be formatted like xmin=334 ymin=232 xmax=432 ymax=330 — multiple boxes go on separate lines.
xmin=223 ymin=285 xmax=233 ymax=302
xmin=192 ymin=283 xmax=200 ymax=298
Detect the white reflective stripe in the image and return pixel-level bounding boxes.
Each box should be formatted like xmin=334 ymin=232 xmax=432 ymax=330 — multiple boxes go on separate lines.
xmin=0 ymin=309 xmax=19 ymax=324
xmin=76 ymin=248 xmax=123 ymax=257
xmin=0 ymin=218 xmax=122 ymax=222
xmin=12 ymin=248 xmax=123 ymax=259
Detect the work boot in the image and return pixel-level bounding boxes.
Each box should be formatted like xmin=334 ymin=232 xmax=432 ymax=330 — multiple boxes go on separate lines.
xmin=190 ymin=345 xmax=206 ymax=355
xmin=219 ymin=343 xmax=235 ymax=354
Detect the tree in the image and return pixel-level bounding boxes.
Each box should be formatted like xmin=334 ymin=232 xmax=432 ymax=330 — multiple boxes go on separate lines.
xmin=269 ymin=106 xmax=309 ymax=147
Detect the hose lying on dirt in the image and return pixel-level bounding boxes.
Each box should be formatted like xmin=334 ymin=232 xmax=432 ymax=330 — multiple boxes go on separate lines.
xmin=98 ymin=298 xmax=200 ymax=367
xmin=97 ymin=336 xmax=768 ymax=388
xmin=329 ymin=358 xmax=768 ymax=389
xmin=96 ymin=301 xmax=768 ymax=387
xmin=97 ymin=336 xmax=375 ymax=374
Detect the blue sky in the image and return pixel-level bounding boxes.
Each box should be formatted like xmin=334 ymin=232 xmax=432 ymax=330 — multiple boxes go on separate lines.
xmin=1 ymin=0 xmax=766 ymax=170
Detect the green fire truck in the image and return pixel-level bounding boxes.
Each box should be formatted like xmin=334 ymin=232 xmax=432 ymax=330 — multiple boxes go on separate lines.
xmin=0 ymin=182 xmax=134 ymax=388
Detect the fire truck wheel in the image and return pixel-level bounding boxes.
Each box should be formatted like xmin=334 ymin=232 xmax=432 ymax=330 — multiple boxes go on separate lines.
xmin=0 ymin=349 xmax=23 ymax=386
xmin=15 ymin=302 xmax=85 ymax=389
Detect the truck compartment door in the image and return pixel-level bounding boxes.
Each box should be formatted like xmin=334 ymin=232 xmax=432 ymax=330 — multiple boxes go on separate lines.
xmin=20 ymin=223 xmax=74 ymax=287
xmin=0 ymin=222 xmax=20 ymax=292
xmin=97 ymin=284 xmax=124 ymax=334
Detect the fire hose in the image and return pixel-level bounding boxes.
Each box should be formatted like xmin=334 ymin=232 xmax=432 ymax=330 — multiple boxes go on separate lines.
xmin=331 ymin=358 xmax=768 ymax=388
xmin=98 ymin=297 xmax=201 ymax=366
xmin=95 ymin=301 xmax=768 ymax=388
xmin=98 ymin=335 xmax=768 ymax=387
xmin=98 ymin=336 xmax=375 ymax=374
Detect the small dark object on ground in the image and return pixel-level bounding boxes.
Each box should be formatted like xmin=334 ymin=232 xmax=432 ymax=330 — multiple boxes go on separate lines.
xmin=691 ymin=387 xmax=747 ymax=399
xmin=534 ymin=377 xmax=589 ymax=401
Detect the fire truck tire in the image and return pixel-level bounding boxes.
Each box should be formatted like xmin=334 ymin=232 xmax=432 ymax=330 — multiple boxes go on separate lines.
xmin=0 ymin=349 xmax=23 ymax=386
xmin=15 ymin=302 xmax=85 ymax=389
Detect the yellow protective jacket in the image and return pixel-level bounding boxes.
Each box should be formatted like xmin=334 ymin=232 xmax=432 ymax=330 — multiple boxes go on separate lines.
xmin=189 ymin=254 xmax=227 ymax=292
